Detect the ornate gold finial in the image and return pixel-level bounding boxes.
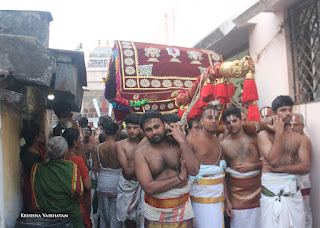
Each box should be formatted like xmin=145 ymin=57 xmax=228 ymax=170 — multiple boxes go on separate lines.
xmin=245 ymin=70 xmax=255 ymax=80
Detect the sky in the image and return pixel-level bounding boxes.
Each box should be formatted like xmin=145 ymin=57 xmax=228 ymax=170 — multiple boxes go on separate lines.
xmin=2 ymin=0 xmax=177 ymax=55
xmin=2 ymin=0 xmax=258 ymax=60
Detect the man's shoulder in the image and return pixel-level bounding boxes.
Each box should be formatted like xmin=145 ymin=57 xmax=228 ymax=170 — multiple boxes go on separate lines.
xmin=186 ymin=131 xmax=201 ymax=141
xmin=258 ymin=130 xmax=272 ymax=138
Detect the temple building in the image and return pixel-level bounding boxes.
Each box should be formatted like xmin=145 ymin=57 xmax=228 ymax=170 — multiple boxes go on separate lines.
xmin=82 ymin=41 xmax=113 ymax=126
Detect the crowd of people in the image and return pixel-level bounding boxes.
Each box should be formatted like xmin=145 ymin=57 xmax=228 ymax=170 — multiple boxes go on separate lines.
xmin=19 ymin=95 xmax=312 ymax=228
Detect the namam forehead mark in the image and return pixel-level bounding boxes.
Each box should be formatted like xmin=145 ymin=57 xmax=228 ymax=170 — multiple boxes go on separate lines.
xmin=291 ymin=114 xmax=301 ymax=125
xmin=226 ymin=115 xmax=237 ymax=122
xmin=205 ymin=108 xmax=219 ymax=118
xmin=262 ymin=108 xmax=268 ymax=117
xmin=146 ymin=118 xmax=158 ymax=129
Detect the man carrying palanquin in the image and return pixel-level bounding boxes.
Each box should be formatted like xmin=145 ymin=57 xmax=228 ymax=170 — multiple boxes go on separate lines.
xmin=291 ymin=112 xmax=312 ymax=228
xmin=116 ymin=113 xmax=144 ymax=228
xmin=135 ymin=110 xmax=200 ymax=228
xmin=187 ymin=107 xmax=230 ymax=228
xmin=258 ymin=95 xmax=310 ymax=228
xmin=221 ymin=106 xmax=262 ymax=228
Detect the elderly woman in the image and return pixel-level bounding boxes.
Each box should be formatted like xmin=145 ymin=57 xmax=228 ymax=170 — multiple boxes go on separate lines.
xmin=31 ymin=136 xmax=85 ymax=228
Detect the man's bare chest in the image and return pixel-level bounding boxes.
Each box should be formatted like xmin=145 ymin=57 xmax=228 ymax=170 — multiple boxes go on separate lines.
xmin=145 ymin=147 xmax=181 ymax=178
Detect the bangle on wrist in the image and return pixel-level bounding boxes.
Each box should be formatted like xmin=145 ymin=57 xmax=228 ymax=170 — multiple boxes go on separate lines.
xmin=177 ymin=174 xmax=183 ymax=183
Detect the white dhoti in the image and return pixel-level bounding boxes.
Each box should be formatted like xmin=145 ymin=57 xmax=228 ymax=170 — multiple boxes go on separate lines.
xmin=144 ymin=182 xmax=195 ymax=227
xmin=296 ymin=173 xmax=312 ymax=228
xmin=189 ymin=162 xmax=226 ymax=228
xmin=98 ymin=167 xmax=122 ymax=228
xmin=261 ymin=173 xmax=305 ymax=228
xmin=226 ymin=168 xmax=261 ymax=228
xmin=117 ymin=174 xmax=144 ymax=227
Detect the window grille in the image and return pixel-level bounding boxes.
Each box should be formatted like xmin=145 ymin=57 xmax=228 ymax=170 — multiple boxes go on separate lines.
xmin=290 ymin=0 xmax=320 ymax=103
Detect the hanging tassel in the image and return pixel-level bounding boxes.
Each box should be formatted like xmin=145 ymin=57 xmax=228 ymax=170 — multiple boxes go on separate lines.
xmin=226 ymin=81 xmax=235 ymax=98
xmin=247 ymin=101 xmax=261 ymax=122
xmin=214 ymin=77 xmax=227 ymax=99
xmin=242 ymin=70 xmax=258 ymax=102
xmin=200 ymin=80 xmax=215 ymax=102
xmin=198 ymin=97 xmax=208 ymax=108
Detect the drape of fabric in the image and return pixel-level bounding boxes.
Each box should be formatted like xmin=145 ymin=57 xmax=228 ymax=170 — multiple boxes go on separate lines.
xmin=98 ymin=167 xmax=121 ymax=195
xmin=70 ymin=155 xmax=92 ymax=228
xmin=225 ymin=168 xmax=261 ymax=228
xmin=117 ymin=173 xmax=144 ymax=227
xmin=296 ymin=173 xmax=312 ymax=228
xmin=190 ymin=164 xmax=225 ymax=228
xmin=226 ymin=168 xmax=261 ymax=210
xmin=261 ymin=173 xmax=305 ymax=228
xmin=31 ymin=159 xmax=84 ymax=228
xmin=144 ymin=182 xmax=195 ymax=228
xmin=21 ymin=150 xmax=43 ymax=212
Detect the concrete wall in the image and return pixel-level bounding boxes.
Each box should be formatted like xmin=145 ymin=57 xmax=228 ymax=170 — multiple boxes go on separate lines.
xmin=0 ymin=103 xmax=22 ymax=227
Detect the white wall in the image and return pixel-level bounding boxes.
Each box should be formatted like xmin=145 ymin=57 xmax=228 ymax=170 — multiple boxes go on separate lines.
xmin=249 ymin=9 xmax=320 ymax=228
xmin=295 ymin=102 xmax=319 ymax=227
xmin=249 ymin=10 xmax=291 ymax=105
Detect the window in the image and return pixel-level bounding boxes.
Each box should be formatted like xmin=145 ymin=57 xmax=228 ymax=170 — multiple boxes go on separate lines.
xmin=290 ymin=0 xmax=320 ymax=103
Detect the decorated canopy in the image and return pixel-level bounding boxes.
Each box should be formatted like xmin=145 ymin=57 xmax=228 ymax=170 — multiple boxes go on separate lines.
xmin=104 ymin=40 xmax=258 ymax=122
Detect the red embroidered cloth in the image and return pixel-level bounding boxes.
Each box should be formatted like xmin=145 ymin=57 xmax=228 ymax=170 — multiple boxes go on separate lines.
xmin=105 ymin=40 xmax=222 ymax=117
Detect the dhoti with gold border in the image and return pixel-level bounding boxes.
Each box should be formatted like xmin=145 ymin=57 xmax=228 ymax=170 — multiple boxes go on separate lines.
xmin=261 ymin=173 xmax=305 ymax=228
xmin=144 ymin=182 xmax=195 ymax=228
xmin=189 ymin=164 xmax=226 ymax=228
xmin=296 ymin=173 xmax=312 ymax=228
xmin=226 ymin=168 xmax=261 ymax=228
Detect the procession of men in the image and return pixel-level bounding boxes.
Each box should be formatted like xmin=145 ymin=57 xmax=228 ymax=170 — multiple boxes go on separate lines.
xmin=23 ymin=94 xmax=312 ymax=228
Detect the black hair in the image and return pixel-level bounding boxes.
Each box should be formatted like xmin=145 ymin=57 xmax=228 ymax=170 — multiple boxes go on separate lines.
xmin=77 ymin=116 xmax=88 ymax=127
xmin=271 ymin=96 xmax=294 ymax=112
xmin=82 ymin=125 xmax=91 ymax=131
xmin=98 ymin=115 xmax=113 ymax=129
xmin=163 ymin=113 xmax=181 ymax=125
xmin=20 ymin=122 xmax=41 ymax=157
xmin=222 ymin=106 xmax=241 ymax=122
xmin=104 ymin=122 xmax=119 ymax=136
xmin=187 ymin=117 xmax=201 ymax=129
xmin=140 ymin=110 xmax=164 ymax=129
xmin=62 ymin=128 xmax=80 ymax=148
xmin=53 ymin=101 xmax=71 ymax=118
xmin=125 ymin=113 xmax=140 ymax=125
xmin=98 ymin=132 xmax=107 ymax=143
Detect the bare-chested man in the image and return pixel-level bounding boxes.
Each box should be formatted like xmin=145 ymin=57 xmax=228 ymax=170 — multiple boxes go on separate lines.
xmin=257 ymin=95 xmax=310 ymax=228
xmin=291 ymin=113 xmax=312 ymax=228
xmin=187 ymin=107 xmax=230 ymax=228
xmin=135 ymin=110 xmax=199 ymax=227
xmin=93 ymin=122 xmax=121 ymax=228
xmin=81 ymin=125 xmax=95 ymax=176
xmin=221 ymin=106 xmax=262 ymax=228
xmin=116 ymin=113 xmax=143 ymax=228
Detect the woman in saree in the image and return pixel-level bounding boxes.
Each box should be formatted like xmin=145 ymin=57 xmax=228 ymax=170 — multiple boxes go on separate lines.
xmin=31 ymin=136 xmax=85 ymax=228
